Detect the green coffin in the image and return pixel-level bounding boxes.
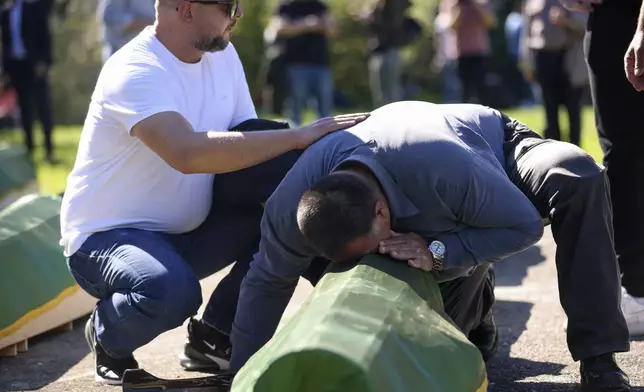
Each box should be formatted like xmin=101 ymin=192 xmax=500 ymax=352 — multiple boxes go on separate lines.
xmin=0 ymin=194 xmax=75 ymax=336
xmin=0 ymin=145 xmax=37 ymax=201
xmin=231 ymin=255 xmax=488 ymax=392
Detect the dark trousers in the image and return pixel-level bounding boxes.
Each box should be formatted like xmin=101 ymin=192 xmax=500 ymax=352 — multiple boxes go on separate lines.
xmin=456 ymin=54 xmax=488 ymax=105
xmin=439 ymin=264 xmax=494 ymax=336
xmin=499 ymin=115 xmax=630 ymax=361
xmin=534 ymin=49 xmax=583 ymax=146
xmin=66 ymin=120 xmax=302 ymax=358
xmin=5 ymin=59 xmax=54 ymax=158
xmin=586 ymin=1 xmax=644 ymax=297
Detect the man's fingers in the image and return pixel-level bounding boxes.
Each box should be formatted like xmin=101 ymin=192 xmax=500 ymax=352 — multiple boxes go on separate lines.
xmin=333 ymin=112 xmax=371 ymax=119
xmin=379 ymin=238 xmax=407 ymax=247
xmin=625 ymin=49 xmax=644 ymax=91
xmin=383 ymin=248 xmax=417 ymax=260
xmin=408 ymin=257 xmax=432 ymax=272
xmin=385 ymin=247 xmax=425 ymax=260
xmin=379 ymin=243 xmax=415 ymax=254
xmin=635 ymin=47 xmax=644 ymax=76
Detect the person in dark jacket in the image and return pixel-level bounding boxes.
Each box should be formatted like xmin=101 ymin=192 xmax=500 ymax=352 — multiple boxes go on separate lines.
xmin=561 ymin=0 xmax=644 ymax=349
xmin=0 ymin=0 xmax=55 ymax=163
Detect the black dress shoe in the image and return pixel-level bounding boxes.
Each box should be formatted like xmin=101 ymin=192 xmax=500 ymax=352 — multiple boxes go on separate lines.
xmin=580 ymin=353 xmax=631 ymax=392
xmin=468 ymin=310 xmax=498 ymax=362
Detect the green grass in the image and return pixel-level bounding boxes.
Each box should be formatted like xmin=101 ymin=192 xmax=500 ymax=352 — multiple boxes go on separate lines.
xmin=0 ymin=106 xmax=602 ymax=196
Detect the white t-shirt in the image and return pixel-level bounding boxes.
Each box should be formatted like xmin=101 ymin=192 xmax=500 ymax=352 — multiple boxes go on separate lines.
xmin=60 ymin=27 xmax=257 ymax=257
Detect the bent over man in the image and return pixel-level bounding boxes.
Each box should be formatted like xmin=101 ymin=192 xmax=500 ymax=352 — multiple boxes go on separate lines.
xmin=231 ymin=101 xmax=631 ymax=392
xmin=59 ymin=0 xmax=367 ymax=385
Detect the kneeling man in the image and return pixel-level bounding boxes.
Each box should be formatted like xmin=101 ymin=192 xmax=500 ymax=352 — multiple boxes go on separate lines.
xmin=231 ymin=101 xmax=631 ymax=392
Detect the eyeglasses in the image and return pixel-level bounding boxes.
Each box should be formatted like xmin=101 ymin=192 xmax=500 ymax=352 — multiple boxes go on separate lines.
xmin=186 ymin=0 xmax=239 ymax=19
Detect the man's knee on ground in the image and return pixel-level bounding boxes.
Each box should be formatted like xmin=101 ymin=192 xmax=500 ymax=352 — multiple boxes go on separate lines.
xmin=135 ymin=268 xmax=202 ymax=328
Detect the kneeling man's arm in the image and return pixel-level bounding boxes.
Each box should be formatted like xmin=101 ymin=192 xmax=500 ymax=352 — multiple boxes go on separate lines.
xmin=436 ymin=159 xmax=544 ymax=269
xmin=230 ymin=211 xmax=314 ymax=371
xmin=132 ymin=112 xmax=312 ymax=174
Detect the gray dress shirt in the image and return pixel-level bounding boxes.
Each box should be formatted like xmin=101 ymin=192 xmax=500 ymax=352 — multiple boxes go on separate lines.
xmin=229 ymin=101 xmax=545 ymax=370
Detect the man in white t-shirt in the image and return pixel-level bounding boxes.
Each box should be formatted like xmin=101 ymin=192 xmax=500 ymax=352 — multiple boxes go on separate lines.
xmin=60 ymin=0 xmax=368 ymax=385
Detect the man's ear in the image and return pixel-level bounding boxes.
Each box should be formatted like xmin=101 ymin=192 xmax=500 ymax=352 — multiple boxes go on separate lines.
xmin=176 ymin=2 xmax=194 ymax=21
xmin=374 ymin=199 xmax=389 ymax=220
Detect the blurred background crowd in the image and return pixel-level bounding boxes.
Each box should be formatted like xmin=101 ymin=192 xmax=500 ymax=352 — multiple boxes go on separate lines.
xmin=0 ymin=0 xmax=591 ymax=177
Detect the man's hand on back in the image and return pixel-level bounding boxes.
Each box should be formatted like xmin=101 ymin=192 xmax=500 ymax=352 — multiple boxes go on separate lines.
xmin=131 ymin=111 xmax=369 ymax=175
xmin=378 ymin=231 xmax=434 ymax=272
xmin=293 ymin=113 xmax=370 ymax=149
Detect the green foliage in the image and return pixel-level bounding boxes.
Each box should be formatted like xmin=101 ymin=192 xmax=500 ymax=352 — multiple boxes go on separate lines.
xmin=50 ymin=0 xmax=103 ymax=124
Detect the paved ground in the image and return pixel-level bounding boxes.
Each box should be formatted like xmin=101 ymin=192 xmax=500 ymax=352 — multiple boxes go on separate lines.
xmin=1 ymin=227 xmax=642 ymax=392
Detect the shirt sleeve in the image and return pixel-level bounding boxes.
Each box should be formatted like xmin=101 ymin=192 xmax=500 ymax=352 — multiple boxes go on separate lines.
xmin=227 ymin=44 xmax=257 ymax=128
xmin=435 ymin=155 xmax=544 ymax=269
xmin=100 ymin=63 xmax=178 ymax=135
xmin=230 ymin=208 xmax=316 ymax=371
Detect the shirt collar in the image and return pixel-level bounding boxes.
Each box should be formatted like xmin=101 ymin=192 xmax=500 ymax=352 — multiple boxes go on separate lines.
xmin=332 ymin=154 xmax=420 ymax=221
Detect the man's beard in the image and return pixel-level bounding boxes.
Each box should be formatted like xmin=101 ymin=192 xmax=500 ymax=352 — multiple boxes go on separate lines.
xmin=194 ymin=35 xmax=229 ymax=53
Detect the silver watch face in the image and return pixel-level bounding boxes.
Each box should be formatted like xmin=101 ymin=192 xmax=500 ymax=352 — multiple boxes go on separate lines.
xmin=429 ymin=241 xmax=446 ymax=258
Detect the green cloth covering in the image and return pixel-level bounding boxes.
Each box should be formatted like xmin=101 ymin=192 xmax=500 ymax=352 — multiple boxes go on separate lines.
xmin=0 ymin=145 xmax=37 ymax=200
xmin=231 ymin=255 xmax=488 ymax=392
xmin=0 ymin=195 xmax=75 ymax=334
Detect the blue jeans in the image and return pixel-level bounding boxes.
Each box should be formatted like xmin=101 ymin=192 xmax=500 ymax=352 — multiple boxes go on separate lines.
xmin=287 ymin=64 xmax=333 ymax=125
xmin=441 ymin=59 xmax=461 ymax=104
xmin=66 ymin=120 xmax=302 ymax=359
xmin=368 ymin=49 xmax=403 ymax=108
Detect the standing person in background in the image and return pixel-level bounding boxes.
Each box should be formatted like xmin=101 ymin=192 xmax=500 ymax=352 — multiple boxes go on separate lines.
xmin=504 ymin=0 xmax=536 ymax=108
xmin=521 ymin=0 xmax=587 ymax=146
xmin=0 ymin=0 xmax=56 ymax=163
xmin=260 ymin=14 xmax=288 ymax=117
xmin=354 ymin=0 xmax=421 ymax=108
xmin=433 ymin=7 xmax=461 ymax=103
xmin=560 ymin=0 xmax=644 ymax=339
xmin=97 ymin=0 xmax=156 ymax=63
xmin=273 ymin=0 xmax=336 ymax=125
xmin=441 ymin=0 xmax=496 ymax=104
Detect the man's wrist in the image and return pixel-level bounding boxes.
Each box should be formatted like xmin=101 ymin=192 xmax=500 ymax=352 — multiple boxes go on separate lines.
xmin=428 ymin=240 xmax=446 ymax=272
xmin=289 ymin=126 xmax=313 ymax=150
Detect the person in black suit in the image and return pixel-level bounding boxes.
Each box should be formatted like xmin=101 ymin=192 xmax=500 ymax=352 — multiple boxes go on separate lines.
xmin=0 ymin=0 xmax=55 ymax=163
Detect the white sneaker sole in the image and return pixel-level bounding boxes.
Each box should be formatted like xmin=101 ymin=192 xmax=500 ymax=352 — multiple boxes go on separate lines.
xmin=94 ymin=373 xmax=123 ymax=385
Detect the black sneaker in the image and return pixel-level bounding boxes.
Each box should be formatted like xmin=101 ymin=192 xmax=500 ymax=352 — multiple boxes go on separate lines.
xmin=85 ymin=312 xmax=140 ymax=385
xmin=179 ymin=318 xmax=231 ymax=372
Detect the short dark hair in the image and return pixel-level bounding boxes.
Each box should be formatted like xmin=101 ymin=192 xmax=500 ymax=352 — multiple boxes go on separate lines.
xmin=297 ymin=172 xmax=378 ymax=261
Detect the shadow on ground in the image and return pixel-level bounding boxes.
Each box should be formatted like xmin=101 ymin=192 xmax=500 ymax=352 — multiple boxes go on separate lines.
xmin=487 ymin=300 xmax=570 ymax=392
xmin=0 ymin=316 xmax=90 ymax=391
xmin=493 ymin=245 xmax=547 ymax=287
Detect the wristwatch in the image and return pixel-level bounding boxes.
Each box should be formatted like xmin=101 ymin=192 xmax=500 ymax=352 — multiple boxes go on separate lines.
xmin=428 ymin=240 xmax=446 ymax=272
